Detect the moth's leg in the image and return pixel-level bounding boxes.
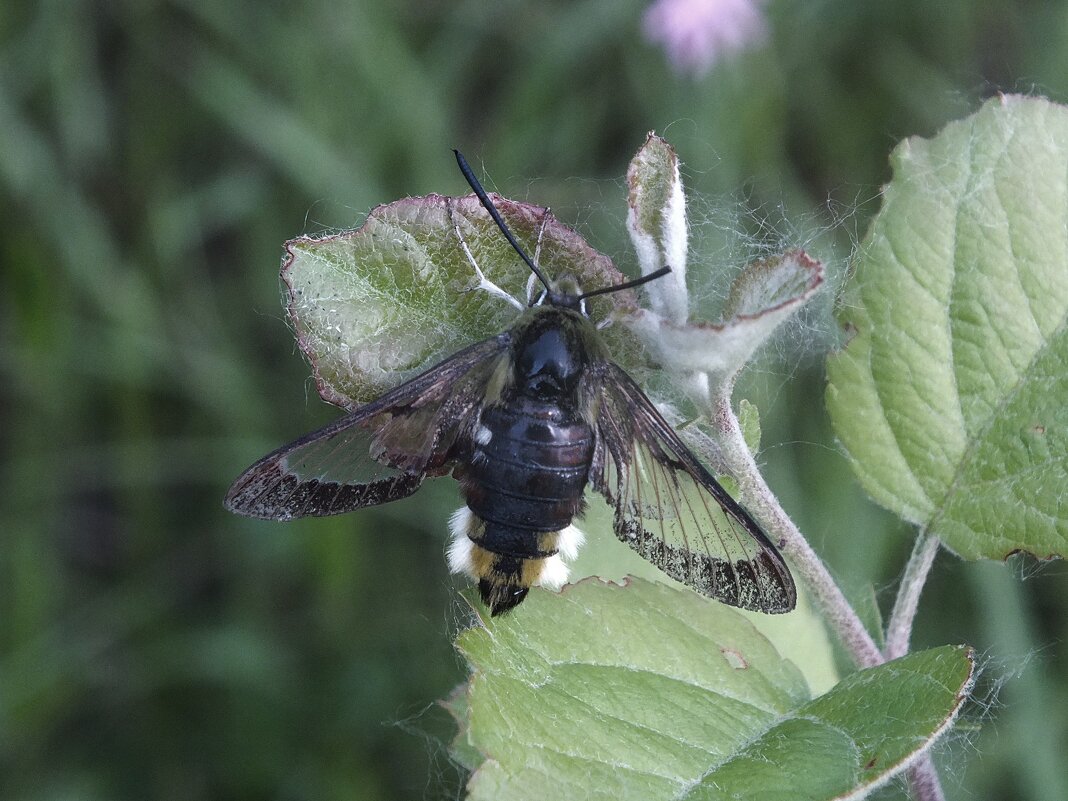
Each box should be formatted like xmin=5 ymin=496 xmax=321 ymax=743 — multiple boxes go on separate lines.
xmin=451 ymin=201 xmax=523 ymax=310
xmin=526 ymin=209 xmax=550 ymax=305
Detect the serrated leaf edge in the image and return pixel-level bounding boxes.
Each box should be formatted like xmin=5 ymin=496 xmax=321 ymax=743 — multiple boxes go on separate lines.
xmin=828 ymin=647 xmax=975 ymax=801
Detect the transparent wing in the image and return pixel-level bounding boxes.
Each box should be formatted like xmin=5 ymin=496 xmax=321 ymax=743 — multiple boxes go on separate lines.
xmin=588 ymin=363 xmax=796 ymax=613
xmin=225 ymin=334 xmax=509 ymax=520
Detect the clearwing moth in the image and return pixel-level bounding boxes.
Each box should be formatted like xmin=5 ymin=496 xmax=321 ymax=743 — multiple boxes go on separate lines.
xmin=225 ymin=151 xmax=796 ymax=616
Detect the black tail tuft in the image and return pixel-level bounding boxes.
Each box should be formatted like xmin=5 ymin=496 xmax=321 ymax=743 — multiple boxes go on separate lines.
xmin=479 ymin=579 xmax=529 ymax=616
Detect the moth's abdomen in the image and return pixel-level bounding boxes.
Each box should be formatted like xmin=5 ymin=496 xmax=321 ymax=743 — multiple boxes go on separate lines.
xmin=466 ymin=401 xmax=593 ymax=530
xmin=452 ymin=400 xmax=594 ymax=614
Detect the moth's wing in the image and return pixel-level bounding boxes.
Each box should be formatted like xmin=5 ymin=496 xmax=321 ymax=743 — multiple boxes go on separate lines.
xmin=225 ymin=334 xmax=510 ymax=520
xmin=587 ymin=363 xmax=796 ymax=613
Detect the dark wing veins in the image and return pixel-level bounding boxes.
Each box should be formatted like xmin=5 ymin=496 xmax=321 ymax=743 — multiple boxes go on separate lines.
xmin=225 ymin=334 xmax=510 ymax=520
xmin=586 ymin=362 xmax=796 ymax=614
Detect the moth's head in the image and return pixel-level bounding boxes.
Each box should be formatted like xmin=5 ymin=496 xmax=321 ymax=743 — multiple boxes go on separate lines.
xmin=535 ymin=274 xmax=586 ymax=314
xmin=528 ymin=268 xmax=674 ymax=318
xmin=453 ymin=149 xmax=673 ymax=320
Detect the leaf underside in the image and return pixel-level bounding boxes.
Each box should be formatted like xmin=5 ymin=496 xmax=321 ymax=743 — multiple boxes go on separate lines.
xmin=827 ymin=94 xmax=1068 ymax=560
xmin=284 ymin=194 xmax=645 ymax=407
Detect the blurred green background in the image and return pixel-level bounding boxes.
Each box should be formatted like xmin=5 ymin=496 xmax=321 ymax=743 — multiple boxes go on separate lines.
xmin=3 ymin=1 xmax=1067 ymax=799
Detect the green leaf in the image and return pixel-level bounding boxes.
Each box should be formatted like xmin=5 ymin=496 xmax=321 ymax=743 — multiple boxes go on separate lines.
xmin=738 ymin=398 xmax=762 ymax=454
xmin=624 ymin=135 xmax=824 ymax=399
xmin=452 ymin=578 xmax=973 ymax=801
xmin=441 ymin=683 xmax=483 ymax=773
xmin=284 ymin=195 xmax=644 ymax=406
xmin=826 ymin=94 xmax=1068 ymax=560
xmin=565 ymin=498 xmax=839 ymax=696
xmin=683 ymin=645 xmax=973 ymax=801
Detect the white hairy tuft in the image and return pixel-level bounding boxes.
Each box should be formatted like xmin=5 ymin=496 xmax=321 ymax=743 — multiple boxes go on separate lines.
xmin=556 ymin=524 xmax=585 ymax=561
xmin=445 ymin=510 xmax=585 ymax=591
xmin=474 ymin=424 xmax=492 ymax=446
xmin=446 ymin=507 xmax=477 ymax=577
xmin=536 ymin=554 xmax=570 ymax=590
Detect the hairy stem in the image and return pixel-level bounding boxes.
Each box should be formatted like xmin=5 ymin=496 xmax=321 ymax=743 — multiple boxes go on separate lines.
xmin=709 ymin=389 xmax=883 ymax=668
xmin=886 ymin=536 xmax=945 ymax=801
xmin=885 ymin=533 xmax=940 ymax=659
xmin=907 ymin=758 xmax=947 ymax=801
xmin=707 ymin=389 xmax=947 ymax=801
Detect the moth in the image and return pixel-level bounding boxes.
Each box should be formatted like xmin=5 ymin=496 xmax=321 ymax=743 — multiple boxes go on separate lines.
xmin=225 ymin=151 xmax=796 ymax=616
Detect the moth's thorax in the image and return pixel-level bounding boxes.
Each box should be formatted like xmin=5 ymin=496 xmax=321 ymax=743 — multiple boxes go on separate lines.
xmin=511 ymin=306 xmax=597 ymax=401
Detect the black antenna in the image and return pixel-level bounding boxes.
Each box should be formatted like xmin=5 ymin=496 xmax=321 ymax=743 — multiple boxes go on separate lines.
xmin=453 ymin=149 xmax=553 ymax=292
xmin=577 ymin=266 xmax=673 ymax=301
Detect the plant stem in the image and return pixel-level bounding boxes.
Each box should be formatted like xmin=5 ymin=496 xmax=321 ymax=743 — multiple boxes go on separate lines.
xmin=884 ymin=534 xmax=943 ymax=801
xmin=907 ymin=758 xmax=947 ymax=801
xmin=709 ymin=389 xmax=883 ymax=668
xmin=709 ymin=390 xmax=948 ymax=801
xmin=885 ymin=532 xmax=940 ymax=659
